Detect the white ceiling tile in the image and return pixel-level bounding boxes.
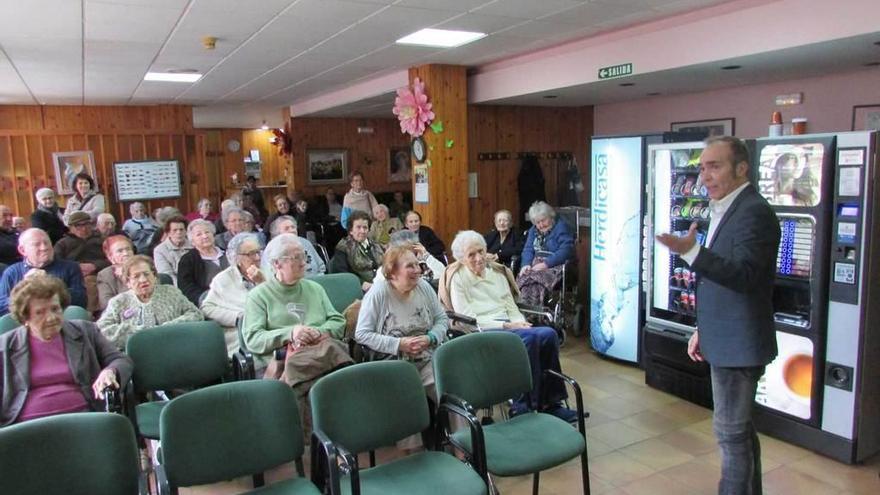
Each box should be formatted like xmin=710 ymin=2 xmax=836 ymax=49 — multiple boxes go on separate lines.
xmin=0 ymin=0 xmax=81 ymax=39
xmin=85 ymin=1 xmax=183 ymax=43
xmin=348 ymin=44 xmax=443 ymax=70
xmin=396 ymin=0 xmax=496 ymax=10
xmin=435 ymin=13 xmax=526 ymax=34
xmin=538 ymin=1 xmax=644 ymax=26
xmin=473 ymin=0 xmax=588 ymax=20
xmin=495 ymin=19 xmax=590 ymax=39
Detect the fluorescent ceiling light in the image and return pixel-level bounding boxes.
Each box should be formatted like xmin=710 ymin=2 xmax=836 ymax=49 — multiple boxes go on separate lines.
xmin=396 ymin=28 xmax=486 ymax=48
xmin=144 ymin=72 xmax=202 ymax=83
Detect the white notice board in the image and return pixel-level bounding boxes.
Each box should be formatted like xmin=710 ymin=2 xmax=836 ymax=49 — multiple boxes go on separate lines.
xmin=113 ymin=160 xmax=182 ymax=202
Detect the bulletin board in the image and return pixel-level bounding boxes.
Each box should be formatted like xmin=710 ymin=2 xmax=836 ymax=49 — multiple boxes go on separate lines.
xmin=113 ymin=159 xmax=182 ymax=202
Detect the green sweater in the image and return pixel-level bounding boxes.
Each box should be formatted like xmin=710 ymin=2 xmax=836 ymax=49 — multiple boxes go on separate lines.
xmin=242 ymin=276 xmax=345 ymax=366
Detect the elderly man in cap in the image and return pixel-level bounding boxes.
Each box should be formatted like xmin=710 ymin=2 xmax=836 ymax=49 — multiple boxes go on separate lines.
xmin=0 ymin=205 xmax=21 ymax=267
xmin=0 ymin=228 xmax=86 ymax=315
xmin=54 ymin=211 xmax=110 ymax=313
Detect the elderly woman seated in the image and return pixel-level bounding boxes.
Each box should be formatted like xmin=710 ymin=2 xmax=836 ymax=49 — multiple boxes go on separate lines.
xmin=439 ymin=230 xmax=577 ymax=423
xmin=177 ymin=219 xmax=229 ymax=306
xmin=96 ymin=235 xmax=134 ymax=312
xmin=268 ymin=215 xmax=325 ymax=277
xmin=152 ymin=215 xmax=190 ymax=285
xmin=200 ymin=233 xmax=265 ymax=355
xmin=1 ymin=275 xmax=132 ymax=425
xmin=369 ymin=204 xmax=403 ymax=247
xmin=242 ymin=234 xmax=352 ymax=386
xmin=517 ymin=201 xmax=575 ymax=307
xmin=485 ymin=209 xmax=525 ymax=268
xmin=97 ymin=255 xmax=203 ymax=349
xmin=373 ymin=230 xmax=444 ymax=284
xmin=404 ymin=210 xmax=446 ymax=263
xmin=330 ymin=210 xmax=384 ymax=292
xmin=356 ymin=244 xmax=448 ymax=449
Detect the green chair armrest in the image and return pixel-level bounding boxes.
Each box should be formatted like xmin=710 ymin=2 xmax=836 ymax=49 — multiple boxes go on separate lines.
xmin=438 ymin=393 xmax=488 ymax=481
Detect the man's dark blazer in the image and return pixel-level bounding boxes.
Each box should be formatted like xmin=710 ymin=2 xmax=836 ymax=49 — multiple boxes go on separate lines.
xmin=691 ymin=184 xmax=780 ymax=368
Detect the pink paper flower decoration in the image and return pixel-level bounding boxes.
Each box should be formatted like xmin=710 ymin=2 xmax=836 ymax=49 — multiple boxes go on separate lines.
xmin=392 ymin=77 xmax=434 ymax=137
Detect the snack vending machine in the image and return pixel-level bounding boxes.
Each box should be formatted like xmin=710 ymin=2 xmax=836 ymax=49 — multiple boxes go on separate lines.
xmin=642 ymin=141 xmax=714 ymax=406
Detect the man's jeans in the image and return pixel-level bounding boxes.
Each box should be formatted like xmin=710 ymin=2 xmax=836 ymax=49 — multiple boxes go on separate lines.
xmin=711 ymin=365 xmax=765 ymax=495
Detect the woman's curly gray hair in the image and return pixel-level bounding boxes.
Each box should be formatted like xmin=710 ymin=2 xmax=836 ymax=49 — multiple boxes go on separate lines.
xmin=186 ymin=218 xmax=216 ymax=239
xmin=451 ymin=230 xmax=486 ymax=261
xmin=527 ymin=201 xmax=555 ymax=223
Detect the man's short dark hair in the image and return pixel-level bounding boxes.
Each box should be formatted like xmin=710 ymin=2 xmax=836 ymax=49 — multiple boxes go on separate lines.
xmin=705 ymin=136 xmax=750 ymax=168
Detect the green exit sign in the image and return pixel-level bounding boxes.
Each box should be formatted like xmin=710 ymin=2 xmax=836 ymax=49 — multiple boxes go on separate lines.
xmin=598 ymin=63 xmax=633 ymax=80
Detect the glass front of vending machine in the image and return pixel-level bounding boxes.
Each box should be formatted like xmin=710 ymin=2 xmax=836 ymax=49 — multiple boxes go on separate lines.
xmin=645 ymin=142 xmax=708 ymax=334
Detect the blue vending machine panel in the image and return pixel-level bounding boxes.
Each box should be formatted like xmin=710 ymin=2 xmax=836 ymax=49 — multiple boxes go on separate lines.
xmin=590 ymin=136 xmax=644 ymax=362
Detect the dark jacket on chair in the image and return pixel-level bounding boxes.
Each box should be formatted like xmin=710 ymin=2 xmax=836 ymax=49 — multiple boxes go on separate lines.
xmin=177 ymin=248 xmax=230 ymax=306
xmin=0 ymin=320 xmax=133 ymax=426
xmin=691 ymin=185 xmax=780 ymax=368
xmin=31 ymin=207 xmax=67 ymax=245
xmin=415 ymin=226 xmax=445 ymax=262
xmin=484 ymin=229 xmax=524 ymax=267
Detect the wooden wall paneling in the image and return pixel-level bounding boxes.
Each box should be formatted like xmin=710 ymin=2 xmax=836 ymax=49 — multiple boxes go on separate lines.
xmin=0 ymin=137 xmax=14 ymax=212
xmin=0 ymin=106 xmax=42 ymax=131
xmin=9 ymin=136 xmax=27 ymax=215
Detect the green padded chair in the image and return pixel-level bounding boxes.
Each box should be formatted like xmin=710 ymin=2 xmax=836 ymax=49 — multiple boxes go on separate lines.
xmin=158 ymin=380 xmax=325 ymax=495
xmin=0 ymin=313 xmax=19 ymax=335
xmin=63 ymin=305 xmax=92 ymax=321
xmin=310 ymin=360 xmax=487 ymax=495
xmin=312 ymin=272 xmax=362 ymax=313
xmin=0 ymin=412 xmax=141 ymax=495
xmin=125 ymin=320 xmax=229 ymax=443
xmin=433 ymin=331 xmax=590 ymax=494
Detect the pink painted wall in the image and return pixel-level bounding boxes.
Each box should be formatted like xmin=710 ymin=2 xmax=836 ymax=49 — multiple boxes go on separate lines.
xmin=594 ymin=69 xmax=880 ymax=138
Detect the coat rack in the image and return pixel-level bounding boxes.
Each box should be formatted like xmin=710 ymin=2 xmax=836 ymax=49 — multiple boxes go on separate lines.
xmin=477 ymin=151 xmax=573 ymax=161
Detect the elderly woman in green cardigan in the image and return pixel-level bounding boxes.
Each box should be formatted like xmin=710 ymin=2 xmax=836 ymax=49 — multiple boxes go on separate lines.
xmin=242 ymin=233 xmax=352 ymax=384
xmin=97 ymin=255 xmax=203 ymax=349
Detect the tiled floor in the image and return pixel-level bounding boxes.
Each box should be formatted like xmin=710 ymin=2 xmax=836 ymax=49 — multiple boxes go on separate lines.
xmin=182 ymin=342 xmax=880 ymax=494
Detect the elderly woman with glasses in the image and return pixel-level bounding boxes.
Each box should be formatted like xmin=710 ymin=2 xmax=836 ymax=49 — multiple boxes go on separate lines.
xmin=200 ymin=233 xmax=266 ymax=355
xmin=242 ymin=234 xmax=352 ymax=383
xmin=97 ymin=255 xmax=202 ymax=349
xmin=95 ymin=235 xmax=134 ymax=312
xmin=517 ymin=201 xmax=575 ymax=306
xmin=0 ymin=275 xmax=133 ymax=426
xmin=438 ymin=230 xmax=577 ymax=423
xmin=267 ymin=215 xmax=325 ymax=277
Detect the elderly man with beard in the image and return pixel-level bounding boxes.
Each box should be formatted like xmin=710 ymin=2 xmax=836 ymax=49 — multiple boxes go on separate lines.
xmin=0 ymin=228 xmax=86 ymax=315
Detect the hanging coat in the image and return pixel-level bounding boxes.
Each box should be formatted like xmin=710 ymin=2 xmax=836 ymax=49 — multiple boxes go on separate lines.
xmin=517 ymin=155 xmax=546 ymax=226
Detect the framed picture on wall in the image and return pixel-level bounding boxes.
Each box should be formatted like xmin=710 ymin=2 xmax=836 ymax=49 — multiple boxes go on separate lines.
xmin=670 ymin=118 xmax=735 ymax=137
xmin=851 ymin=104 xmax=880 ymax=131
xmin=52 ymin=150 xmax=97 ymax=195
xmin=388 ymin=147 xmax=412 ymax=183
xmin=307 ymin=149 xmax=348 ymax=185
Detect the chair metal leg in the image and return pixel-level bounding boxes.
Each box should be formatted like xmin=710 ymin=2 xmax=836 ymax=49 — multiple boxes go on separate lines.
xmin=368 ymin=450 xmax=376 ymax=467
xmin=533 ymin=471 xmax=540 ymax=495
xmin=580 ymin=450 xmax=591 ymax=495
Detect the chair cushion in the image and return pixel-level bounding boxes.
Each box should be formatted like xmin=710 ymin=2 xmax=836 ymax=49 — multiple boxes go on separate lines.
xmin=451 ymin=412 xmax=585 ymax=476
xmin=136 ymin=401 xmax=167 ymax=439
xmin=340 ymin=451 xmax=486 ymax=495
xmin=246 ymin=477 xmax=322 ymax=495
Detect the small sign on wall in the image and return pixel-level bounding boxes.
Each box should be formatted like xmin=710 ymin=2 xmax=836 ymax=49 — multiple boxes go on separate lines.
xmin=414 ymin=165 xmax=429 ymax=203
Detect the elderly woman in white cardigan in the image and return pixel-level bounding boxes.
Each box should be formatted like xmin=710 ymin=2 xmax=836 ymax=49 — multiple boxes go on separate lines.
xmin=200 ymin=233 xmax=265 ymax=355
xmin=97 ymin=255 xmax=203 ymax=349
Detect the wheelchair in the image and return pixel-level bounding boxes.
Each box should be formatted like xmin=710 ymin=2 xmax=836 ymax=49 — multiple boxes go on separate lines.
xmin=510 ymin=254 xmax=585 ymax=344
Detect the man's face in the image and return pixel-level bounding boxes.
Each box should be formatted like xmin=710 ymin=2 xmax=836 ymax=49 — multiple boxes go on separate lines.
xmin=97 ymin=217 xmax=116 ymax=236
xmin=131 ymin=204 xmax=146 ymax=219
xmin=699 ymin=142 xmax=748 ymax=200
xmin=19 ymin=231 xmax=54 ymax=267
xmin=278 ymin=220 xmax=297 ymax=236
xmin=0 ymin=206 xmax=12 ymax=231
xmin=70 ymin=221 xmax=93 ymax=239
xmin=12 ymin=217 xmax=25 ymax=232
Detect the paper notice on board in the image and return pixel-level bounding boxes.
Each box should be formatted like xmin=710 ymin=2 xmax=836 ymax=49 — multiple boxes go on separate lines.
xmin=839 ymin=167 xmax=861 ymax=197
xmin=414 ymin=165 xmax=429 ymax=203
xmin=838 ymin=149 xmax=864 ymax=166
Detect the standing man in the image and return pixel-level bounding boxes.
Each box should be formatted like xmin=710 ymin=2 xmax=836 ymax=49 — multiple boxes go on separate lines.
xmin=656 ymin=136 xmax=780 ymax=494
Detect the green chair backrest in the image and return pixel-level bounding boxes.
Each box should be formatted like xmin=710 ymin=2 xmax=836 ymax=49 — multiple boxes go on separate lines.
xmin=0 ymin=314 xmax=19 ymax=335
xmin=160 ymin=380 xmax=302 ymax=488
xmin=63 ymin=305 xmax=92 ymax=322
xmin=311 ymin=361 xmax=429 ymax=454
xmin=126 ymin=320 xmax=228 ymax=393
xmin=0 ymin=412 xmax=139 ymax=495
xmin=433 ymin=331 xmax=533 ymax=410
xmin=312 ymin=273 xmax=362 ymax=312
